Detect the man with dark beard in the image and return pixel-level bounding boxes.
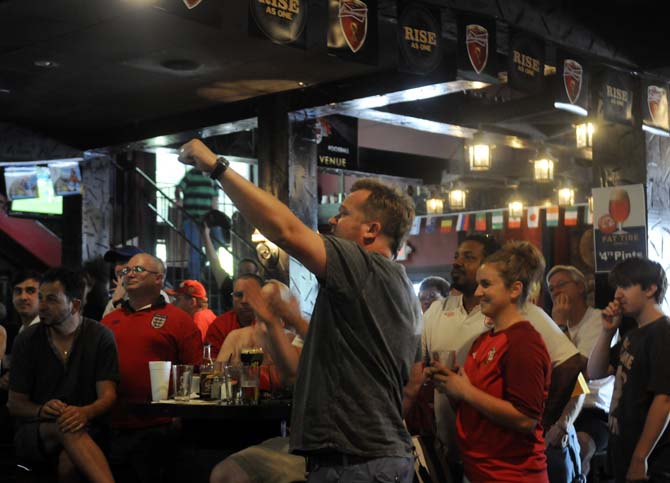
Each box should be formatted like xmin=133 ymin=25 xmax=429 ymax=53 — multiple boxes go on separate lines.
xmin=205 ymin=273 xmax=263 ymax=358
xmin=8 ymin=268 xmax=119 ymax=482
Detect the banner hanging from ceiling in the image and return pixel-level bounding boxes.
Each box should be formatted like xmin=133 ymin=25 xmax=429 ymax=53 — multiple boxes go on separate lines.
xmin=592 ymin=184 xmax=647 ymax=273
xmin=315 ymin=115 xmax=359 ymax=170
xmin=507 ymin=30 xmax=545 ymax=93
xmin=397 ymin=2 xmax=444 ymax=76
xmin=328 ymin=0 xmax=378 ymax=64
xmin=456 ymin=12 xmax=497 ymax=83
xmin=641 ymin=78 xmax=669 ymax=133
xmin=155 ymin=0 xmax=222 ymax=27
xmin=554 ymin=50 xmax=590 ymax=115
xmin=248 ymin=0 xmax=308 ymax=47
xmin=598 ymin=68 xmax=634 ymax=125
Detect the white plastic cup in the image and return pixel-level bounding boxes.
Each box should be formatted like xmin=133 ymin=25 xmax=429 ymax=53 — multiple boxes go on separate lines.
xmin=149 ymin=361 xmax=172 ymax=402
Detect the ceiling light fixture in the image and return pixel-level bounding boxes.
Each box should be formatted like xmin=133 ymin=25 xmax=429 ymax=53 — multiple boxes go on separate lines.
xmin=508 ymin=199 xmax=524 ymax=218
xmin=34 ymin=60 xmax=60 ymax=69
xmin=448 ymin=187 xmax=467 ymax=211
xmin=426 ymin=197 xmax=444 ymax=215
xmin=575 ymin=122 xmax=594 ymax=148
xmin=558 ymin=186 xmax=575 ymax=206
xmin=466 ymin=132 xmax=493 ymax=171
xmin=532 ymin=149 xmax=555 ymax=182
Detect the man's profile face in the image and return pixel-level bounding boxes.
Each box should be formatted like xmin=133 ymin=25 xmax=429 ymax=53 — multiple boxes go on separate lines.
xmin=451 ymin=240 xmax=486 ymax=295
xmin=39 ymin=281 xmax=74 ymax=327
xmin=328 ymin=190 xmax=372 ymax=245
xmin=232 ymin=277 xmax=260 ymax=326
xmin=13 ymin=278 xmax=40 ymax=321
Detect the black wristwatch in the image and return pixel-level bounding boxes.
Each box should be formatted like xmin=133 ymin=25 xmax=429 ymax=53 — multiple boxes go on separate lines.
xmin=210 ymin=156 xmax=230 ymax=180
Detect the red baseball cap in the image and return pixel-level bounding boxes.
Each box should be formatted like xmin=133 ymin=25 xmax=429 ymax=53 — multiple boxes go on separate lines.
xmin=166 ymin=280 xmax=208 ymax=300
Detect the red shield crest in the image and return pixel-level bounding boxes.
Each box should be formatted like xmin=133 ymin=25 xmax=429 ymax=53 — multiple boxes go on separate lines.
xmin=183 ymin=0 xmax=202 ymax=9
xmin=466 ymin=24 xmax=488 ymax=74
xmin=563 ymin=59 xmax=583 ymax=104
xmin=339 ymin=0 xmax=368 ymax=53
xmin=648 ymin=85 xmax=668 ymax=126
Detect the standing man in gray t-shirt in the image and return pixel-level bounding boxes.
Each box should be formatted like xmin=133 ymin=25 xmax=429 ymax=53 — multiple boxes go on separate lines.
xmin=179 ymin=139 xmax=422 ymax=483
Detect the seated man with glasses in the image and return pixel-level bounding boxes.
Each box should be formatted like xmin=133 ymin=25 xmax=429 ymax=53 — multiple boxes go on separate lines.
xmin=101 ymin=253 xmax=203 ymax=483
xmin=102 ymin=245 xmax=170 ymax=318
xmin=205 ymin=273 xmax=263 ymax=358
xmin=547 ymin=265 xmax=616 ymax=477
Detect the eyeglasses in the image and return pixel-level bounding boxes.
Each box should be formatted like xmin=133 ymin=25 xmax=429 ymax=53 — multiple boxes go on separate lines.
xmin=547 ymin=280 xmax=575 ymax=292
xmin=120 ymin=266 xmax=160 ymax=276
xmin=419 ymin=291 xmax=440 ymax=302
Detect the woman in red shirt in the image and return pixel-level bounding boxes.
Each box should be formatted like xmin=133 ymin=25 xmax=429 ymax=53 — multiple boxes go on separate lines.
xmin=427 ymin=241 xmax=551 ymax=483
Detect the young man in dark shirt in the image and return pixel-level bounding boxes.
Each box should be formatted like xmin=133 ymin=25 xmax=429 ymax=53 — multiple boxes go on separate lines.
xmin=8 ymin=267 xmax=119 ymax=482
xmin=588 ymin=257 xmax=670 ymax=483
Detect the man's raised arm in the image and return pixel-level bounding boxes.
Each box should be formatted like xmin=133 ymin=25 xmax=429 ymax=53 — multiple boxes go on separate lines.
xmin=179 ymin=139 xmax=327 ymax=278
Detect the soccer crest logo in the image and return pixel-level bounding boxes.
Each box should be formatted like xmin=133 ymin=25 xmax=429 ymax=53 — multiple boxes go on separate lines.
xmin=563 ymin=59 xmax=583 ymax=104
xmin=466 ymin=24 xmax=488 ymax=74
xmin=339 ymin=0 xmax=368 ymax=53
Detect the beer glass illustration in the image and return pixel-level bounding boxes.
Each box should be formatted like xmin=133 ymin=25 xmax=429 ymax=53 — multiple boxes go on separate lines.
xmin=608 ymin=188 xmax=630 ymax=234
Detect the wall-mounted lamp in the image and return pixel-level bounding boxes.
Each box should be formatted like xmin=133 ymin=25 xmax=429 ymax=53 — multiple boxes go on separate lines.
xmin=448 ymin=188 xmax=467 ymax=211
xmin=508 ymin=199 xmax=524 ymax=218
xmin=558 ymin=187 xmax=575 ymax=206
xmin=532 ymin=157 xmax=555 ymax=182
xmin=575 ymin=122 xmax=594 ymax=149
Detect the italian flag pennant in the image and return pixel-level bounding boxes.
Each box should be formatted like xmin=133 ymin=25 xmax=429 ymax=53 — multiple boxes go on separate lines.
xmin=508 ymin=215 xmax=521 ymax=229
xmin=546 ymin=206 xmax=559 ymax=227
xmin=527 ymin=206 xmax=540 ymax=229
xmin=440 ymin=218 xmax=453 ymax=233
xmin=564 ymin=206 xmax=579 ymax=226
xmin=475 ymin=213 xmax=487 ymax=231
xmin=492 ymin=210 xmax=504 ymax=230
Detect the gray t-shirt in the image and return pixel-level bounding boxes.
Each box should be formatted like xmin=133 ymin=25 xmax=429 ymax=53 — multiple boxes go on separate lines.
xmin=289 ymin=235 xmax=422 ymax=458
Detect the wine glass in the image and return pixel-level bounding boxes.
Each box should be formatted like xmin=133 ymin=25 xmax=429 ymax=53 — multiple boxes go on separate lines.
xmin=608 ymin=188 xmax=630 ymax=235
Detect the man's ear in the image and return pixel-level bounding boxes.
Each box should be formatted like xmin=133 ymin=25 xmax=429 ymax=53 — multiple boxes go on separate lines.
xmin=71 ymin=298 xmax=82 ymax=315
xmin=645 ymin=283 xmax=659 ymax=301
xmin=362 ymin=221 xmax=382 ymax=244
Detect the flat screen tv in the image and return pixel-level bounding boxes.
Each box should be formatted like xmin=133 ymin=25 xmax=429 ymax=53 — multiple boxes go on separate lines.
xmin=8 ymin=167 xmax=63 ymax=216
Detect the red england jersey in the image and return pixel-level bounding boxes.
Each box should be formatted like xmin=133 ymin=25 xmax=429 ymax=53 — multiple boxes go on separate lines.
xmin=102 ymin=300 xmax=203 ymax=428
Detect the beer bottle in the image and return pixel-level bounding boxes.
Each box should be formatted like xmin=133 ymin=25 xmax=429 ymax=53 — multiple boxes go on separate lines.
xmin=200 ymin=343 xmax=214 ymax=399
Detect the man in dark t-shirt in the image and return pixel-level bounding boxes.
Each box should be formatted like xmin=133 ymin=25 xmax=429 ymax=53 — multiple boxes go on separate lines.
xmin=8 ymin=267 xmax=119 ymax=482
xmin=588 ymin=257 xmax=670 ymax=483
xmin=180 ymin=139 xmax=421 ymax=483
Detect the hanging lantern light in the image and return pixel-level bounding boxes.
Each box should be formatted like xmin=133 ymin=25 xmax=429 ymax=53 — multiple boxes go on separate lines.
xmin=448 ymin=188 xmax=467 ymax=210
xmin=425 ymin=197 xmax=444 ymax=214
xmin=558 ymin=187 xmax=575 ymax=206
xmin=532 ymin=157 xmax=555 ymax=182
xmin=575 ymin=122 xmax=594 ymax=149
xmin=467 ymin=144 xmax=492 ymax=171
xmin=508 ymin=199 xmax=524 ymax=218
xmin=466 ymin=132 xmax=494 ymax=171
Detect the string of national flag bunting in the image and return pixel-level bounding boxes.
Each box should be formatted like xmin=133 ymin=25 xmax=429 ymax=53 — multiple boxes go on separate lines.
xmin=410 ymin=204 xmax=591 ymax=236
